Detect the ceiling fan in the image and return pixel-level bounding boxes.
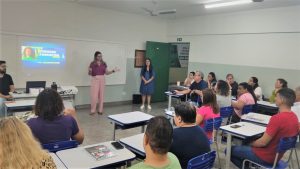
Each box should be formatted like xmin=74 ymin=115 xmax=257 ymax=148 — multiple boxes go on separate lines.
xmin=142 ymin=0 xmax=176 ymax=16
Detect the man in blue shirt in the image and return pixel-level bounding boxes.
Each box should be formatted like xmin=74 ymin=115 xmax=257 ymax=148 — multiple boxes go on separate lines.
xmin=176 ymin=71 xmax=208 ymax=106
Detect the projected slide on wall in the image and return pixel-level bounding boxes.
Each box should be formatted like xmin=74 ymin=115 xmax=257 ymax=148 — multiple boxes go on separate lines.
xmin=21 ymin=42 xmax=65 ymax=66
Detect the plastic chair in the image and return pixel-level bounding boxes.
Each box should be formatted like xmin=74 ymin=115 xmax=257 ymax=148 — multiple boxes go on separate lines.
xmin=187 ymin=151 xmax=216 ymax=169
xmin=242 ymin=104 xmax=255 ymax=115
xmin=42 ymin=140 xmax=79 ymax=153
xmin=242 ymin=136 xmax=298 ymax=169
xmin=204 ymin=117 xmax=222 ymax=169
xmin=294 ymin=134 xmax=300 ymax=169
xmin=220 ymin=106 xmax=233 ymax=124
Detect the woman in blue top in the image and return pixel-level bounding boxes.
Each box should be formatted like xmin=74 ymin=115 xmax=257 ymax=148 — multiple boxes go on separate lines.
xmin=140 ymin=58 xmax=155 ymax=110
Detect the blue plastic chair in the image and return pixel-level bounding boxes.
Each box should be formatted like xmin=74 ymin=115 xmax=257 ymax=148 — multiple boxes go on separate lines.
xmin=187 ymin=151 xmax=216 ymax=169
xmin=220 ymin=106 xmax=233 ymax=118
xmin=42 ymin=140 xmax=79 ymax=153
xmin=204 ymin=117 xmax=222 ymax=169
xmin=242 ymin=136 xmax=298 ymax=169
xmin=294 ymin=134 xmax=300 ymax=169
xmin=204 ymin=117 xmax=222 ymax=134
xmin=220 ymin=106 xmax=233 ymax=124
xmin=241 ymin=104 xmax=255 ymax=115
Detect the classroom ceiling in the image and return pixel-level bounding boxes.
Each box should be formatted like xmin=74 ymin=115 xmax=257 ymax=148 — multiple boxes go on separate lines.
xmin=3 ymin=0 xmax=300 ymax=19
xmin=70 ymin=0 xmax=300 ymax=19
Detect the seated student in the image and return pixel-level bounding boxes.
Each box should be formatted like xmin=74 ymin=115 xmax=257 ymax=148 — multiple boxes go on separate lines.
xmin=291 ymin=86 xmax=300 ymax=130
xmin=231 ymin=82 xmax=257 ymax=123
xmin=0 ymin=117 xmax=56 ymax=168
xmin=176 ymin=71 xmax=208 ymax=107
xmin=269 ymin=78 xmax=287 ymax=103
xmin=0 ymin=60 xmax=15 ymax=117
xmin=184 ymin=71 xmax=195 ymax=87
xmin=129 ymin=116 xmax=181 ymax=169
xmin=170 ymin=102 xmax=210 ymax=169
xmin=215 ymin=80 xmax=232 ymax=108
xmin=231 ymin=88 xmax=299 ymax=169
xmin=248 ymin=77 xmax=263 ymax=101
xmin=27 ymin=89 xmax=84 ymax=144
xmin=196 ymin=88 xmax=220 ymax=139
xmin=207 ymin=72 xmax=217 ymax=89
xmin=226 ymin=73 xmax=238 ymax=97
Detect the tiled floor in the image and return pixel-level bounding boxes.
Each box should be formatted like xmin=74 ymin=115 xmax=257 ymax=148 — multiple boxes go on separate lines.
xmin=76 ymin=101 xmax=300 ymax=169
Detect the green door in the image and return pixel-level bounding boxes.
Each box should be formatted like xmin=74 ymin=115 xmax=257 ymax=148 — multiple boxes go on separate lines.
xmin=146 ymin=41 xmax=170 ymax=102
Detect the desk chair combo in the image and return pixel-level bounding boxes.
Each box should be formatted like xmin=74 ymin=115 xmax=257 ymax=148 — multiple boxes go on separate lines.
xmin=204 ymin=117 xmax=223 ymax=169
xmin=242 ymin=136 xmax=299 ymax=169
xmin=187 ymin=151 xmax=216 ymax=169
xmin=42 ymin=140 xmax=79 ymax=153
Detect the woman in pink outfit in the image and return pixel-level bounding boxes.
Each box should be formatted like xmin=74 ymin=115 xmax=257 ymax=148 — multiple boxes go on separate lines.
xmin=231 ymin=82 xmax=257 ymax=122
xmin=196 ymin=88 xmax=220 ymax=139
xmin=88 ymin=51 xmax=117 ymax=115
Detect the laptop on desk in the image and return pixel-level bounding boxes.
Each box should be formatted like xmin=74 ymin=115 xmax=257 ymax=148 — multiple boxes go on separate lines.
xmin=25 ymin=81 xmax=46 ymax=93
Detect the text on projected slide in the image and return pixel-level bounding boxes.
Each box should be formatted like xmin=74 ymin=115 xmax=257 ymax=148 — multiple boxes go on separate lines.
xmin=21 ymin=42 xmax=65 ymax=66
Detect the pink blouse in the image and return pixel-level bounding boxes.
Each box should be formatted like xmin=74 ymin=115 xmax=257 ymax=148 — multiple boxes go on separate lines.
xmin=197 ymin=106 xmax=220 ymax=139
xmin=234 ymin=93 xmax=255 ymax=117
xmin=89 ymin=62 xmax=107 ymax=76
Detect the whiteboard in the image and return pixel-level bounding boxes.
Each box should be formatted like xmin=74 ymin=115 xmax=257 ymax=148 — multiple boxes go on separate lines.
xmin=1 ymin=33 xmax=126 ymax=88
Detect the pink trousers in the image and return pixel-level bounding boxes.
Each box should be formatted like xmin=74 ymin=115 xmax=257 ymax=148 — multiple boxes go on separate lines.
xmin=90 ymin=75 xmax=105 ymax=113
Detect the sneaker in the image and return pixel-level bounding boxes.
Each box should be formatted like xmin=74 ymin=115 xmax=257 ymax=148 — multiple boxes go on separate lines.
xmin=140 ymin=105 xmax=145 ymax=110
xmin=147 ymin=105 xmax=152 ymax=110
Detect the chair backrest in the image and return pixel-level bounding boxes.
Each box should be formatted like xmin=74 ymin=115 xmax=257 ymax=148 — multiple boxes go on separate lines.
xmin=187 ymin=151 xmax=216 ymax=169
xmin=242 ymin=104 xmax=254 ymax=115
xmin=277 ymin=136 xmax=297 ymax=153
xmin=42 ymin=140 xmax=79 ymax=153
xmin=267 ymin=135 xmax=299 ymax=168
xmin=204 ymin=119 xmax=214 ymax=132
xmin=213 ymin=117 xmax=222 ymax=130
xmin=204 ymin=117 xmax=222 ymax=132
xmin=220 ymin=106 xmax=233 ymax=118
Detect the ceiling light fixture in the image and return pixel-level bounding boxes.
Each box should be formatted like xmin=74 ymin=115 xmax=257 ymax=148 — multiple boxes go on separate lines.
xmin=204 ymin=0 xmax=253 ymax=9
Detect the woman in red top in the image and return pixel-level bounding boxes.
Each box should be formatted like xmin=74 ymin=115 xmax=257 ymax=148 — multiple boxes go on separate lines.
xmin=88 ymin=51 xmax=118 ymax=115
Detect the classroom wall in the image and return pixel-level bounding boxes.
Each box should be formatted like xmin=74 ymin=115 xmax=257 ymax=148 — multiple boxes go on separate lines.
xmin=2 ymin=2 xmax=299 ymax=104
xmin=0 ymin=1 xmax=167 ymax=105
xmin=167 ymin=6 xmax=300 ymax=97
xmin=169 ymin=67 xmax=188 ymax=85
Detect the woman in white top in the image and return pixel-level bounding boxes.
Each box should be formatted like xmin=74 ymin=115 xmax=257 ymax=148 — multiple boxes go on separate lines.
xmin=248 ymin=77 xmax=262 ymax=101
xmin=215 ymin=80 xmax=232 ymax=108
xmin=184 ymin=71 xmax=195 ymax=87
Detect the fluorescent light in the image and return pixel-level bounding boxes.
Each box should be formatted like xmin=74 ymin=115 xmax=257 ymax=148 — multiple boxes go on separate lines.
xmin=199 ymin=0 xmax=223 ymax=4
xmin=201 ymin=0 xmax=223 ymax=3
xmin=204 ymin=0 xmax=253 ymax=9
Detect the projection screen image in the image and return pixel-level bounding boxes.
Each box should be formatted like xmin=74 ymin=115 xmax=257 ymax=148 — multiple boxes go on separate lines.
xmin=21 ymin=42 xmax=65 ymax=66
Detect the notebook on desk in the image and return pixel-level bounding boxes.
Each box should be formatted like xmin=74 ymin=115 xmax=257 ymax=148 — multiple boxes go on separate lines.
xmin=85 ymin=145 xmax=115 ymax=161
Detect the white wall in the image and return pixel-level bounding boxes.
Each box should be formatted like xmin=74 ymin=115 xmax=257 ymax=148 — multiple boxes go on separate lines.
xmin=167 ymin=6 xmax=300 ymax=97
xmin=167 ymin=5 xmax=300 ymax=69
xmin=168 ymin=6 xmax=300 ymax=35
xmin=1 ymin=1 xmax=167 ymax=59
xmin=2 ymin=1 xmax=300 ymax=103
xmin=1 ymin=1 xmax=167 ymax=105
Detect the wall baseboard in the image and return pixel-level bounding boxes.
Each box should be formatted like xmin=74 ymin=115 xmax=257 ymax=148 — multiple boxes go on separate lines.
xmin=75 ymin=100 xmax=132 ymax=109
